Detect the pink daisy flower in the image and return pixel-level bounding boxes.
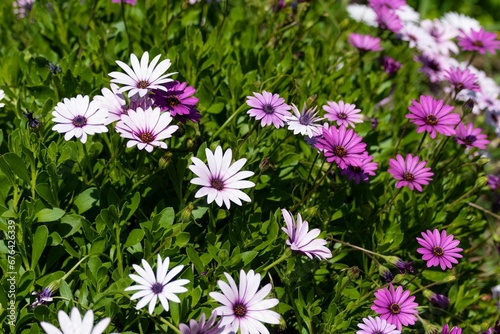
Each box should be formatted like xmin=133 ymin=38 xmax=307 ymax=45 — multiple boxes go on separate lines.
xmin=341 ymin=155 xmax=378 ymax=184
xmin=348 ymin=33 xmax=383 ymax=52
xmin=442 ymin=324 xmax=462 ymax=334
xmin=356 ymin=316 xmax=401 ymax=334
xmin=374 ymin=7 xmax=403 ymax=34
xmin=406 ymin=95 xmax=460 ymax=139
xmin=382 ymin=56 xmax=402 ymax=75
xmin=323 ymin=101 xmax=363 ymax=128
xmin=209 ymin=270 xmax=281 ymax=334
xmin=246 ymin=91 xmax=291 ymax=128
xmin=444 ymin=67 xmax=480 ymax=93
xmin=314 ymin=125 xmax=367 ymax=169
xmin=488 ymin=174 xmax=500 ymax=191
xmin=416 ymin=229 xmax=463 ymax=270
xmin=371 ymin=284 xmax=418 ymax=331
xmin=281 ymin=209 xmax=332 ymax=260
xmin=115 ymin=106 xmax=178 ymax=152
xmin=457 ymin=28 xmax=500 ymax=55
xmin=368 ymin=0 xmax=406 ymax=10
xmin=388 ymin=154 xmax=433 ymax=192
xmin=454 ymin=123 xmax=489 ymax=149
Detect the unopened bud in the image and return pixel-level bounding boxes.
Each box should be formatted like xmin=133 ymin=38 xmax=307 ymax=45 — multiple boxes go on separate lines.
xmin=180 ymin=202 xmax=194 ymax=223
xmin=347 ymin=266 xmax=360 ymax=280
xmin=378 ymin=265 xmax=393 ymax=283
xmin=259 ymin=157 xmax=272 ymax=172
xmin=218 ymin=249 xmax=229 ymax=261
xmin=393 ymin=273 xmax=405 ymax=284
xmin=159 ymin=152 xmax=173 ymax=169
xmin=463 ymin=98 xmax=475 ymax=115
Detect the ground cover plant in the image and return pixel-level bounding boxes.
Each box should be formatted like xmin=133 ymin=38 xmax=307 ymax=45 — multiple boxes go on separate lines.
xmin=1 ymin=0 xmax=500 ymax=333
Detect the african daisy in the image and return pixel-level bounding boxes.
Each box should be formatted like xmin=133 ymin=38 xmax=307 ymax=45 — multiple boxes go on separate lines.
xmin=356 ymin=316 xmax=401 ymax=334
xmin=457 ymin=28 xmax=500 ymax=55
xmin=189 ymin=146 xmax=255 ymax=209
xmin=416 ymin=229 xmax=463 ymax=270
xmin=454 ymin=122 xmax=489 ymax=149
xmin=388 ymin=154 xmax=433 ymax=192
xmin=348 ymin=33 xmax=383 ymax=52
xmin=179 ymin=311 xmax=225 ymax=334
xmin=286 ymin=103 xmax=324 ymax=137
xmin=371 ymin=284 xmax=419 ymax=331
xmin=40 ymin=308 xmax=112 ymax=334
xmin=323 ymin=101 xmax=363 ymax=128
xmin=246 ymin=91 xmax=291 ymax=128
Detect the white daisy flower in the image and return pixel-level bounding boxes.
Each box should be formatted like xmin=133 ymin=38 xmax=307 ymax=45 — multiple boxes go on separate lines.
xmin=189 ymin=146 xmax=255 ymax=209
xmin=441 ymin=12 xmax=481 ymax=36
xmin=52 ymin=94 xmax=108 ymax=144
xmin=0 ymin=89 xmax=4 ymax=108
xmin=209 ymin=269 xmax=281 ymax=334
xmin=281 ymin=209 xmax=332 ymax=260
xmin=40 ymin=308 xmax=113 ymax=334
xmin=109 ymin=51 xmax=176 ymax=98
xmin=125 ymin=255 xmax=189 ymax=315
xmin=346 ymin=4 xmax=377 ymax=27
xmin=286 ymin=103 xmax=324 ymax=138
xmin=115 ymin=106 xmax=178 ymax=152
xmin=93 ymin=83 xmax=127 ymax=124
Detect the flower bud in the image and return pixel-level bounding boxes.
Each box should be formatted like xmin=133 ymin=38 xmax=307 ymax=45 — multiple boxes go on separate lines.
xmin=347 ymin=266 xmax=360 ymax=280
xmin=463 ymin=98 xmax=475 ymax=115
xmin=429 ymin=293 xmax=450 ymax=309
xmin=378 ymin=265 xmax=393 ymax=283
xmin=158 ymin=152 xmax=173 ymax=169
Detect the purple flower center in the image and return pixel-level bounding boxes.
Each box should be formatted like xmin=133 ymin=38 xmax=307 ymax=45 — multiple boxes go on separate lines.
xmin=425 ymin=114 xmax=438 ymax=125
xmin=432 ymin=246 xmax=444 ymax=257
xmin=403 ymin=172 xmax=414 ymax=181
xmin=299 ymin=113 xmax=312 ymax=125
xmin=389 ymin=303 xmax=401 ymax=314
xmin=337 ymin=112 xmax=348 ymax=120
xmin=167 ymin=95 xmax=180 ymax=107
xmin=151 ymin=282 xmax=164 ymax=294
xmin=351 ymin=166 xmax=361 ymax=173
xmin=211 ymin=178 xmax=224 ymax=191
xmin=473 ymin=40 xmax=484 ymax=47
xmin=463 ymin=135 xmax=476 ymax=145
xmin=72 ymin=115 xmax=87 ymax=127
xmin=428 ymin=59 xmax=441 ymax=72
xmin=263 ymin=104 xmax=275 ymax=114
xmin=137 ymin=80 xmax=150 ymax=89
xmin=233 ymin=302 xmax=247 ymax=317
xmin=139 ymin=132 xmax=155 ymax=143
xmin=456 ymin=82 xmax=464 ymax=90
xmin=334 ymin=146 xmax=347 ymax=157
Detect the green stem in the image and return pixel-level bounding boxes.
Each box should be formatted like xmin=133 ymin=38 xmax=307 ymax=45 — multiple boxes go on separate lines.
xmin=447 ymin=186 xmax=478 ymax=208
xmin=262 ymin=248 xmax=292 ymax=272
xmin=121 ymin=0 xmax=132 ymax=53
xmin=415 ymin=132 xmax=427 ymax=155
xmin=291 ymin=163 xmax=332 ymax=211
xmin=82 ymin=143 xmax=98 ymax=188
xmin=158 ymin=317 xmax=181 ymax=334
xmin=94 ymin=145 xmax=123 ymax=180
xmin=210 ymin=103 xmax=247 ymax=140
xmin=465 ymin=51 xmax=477 ymax=68
xmin=329 ymin=237 xmax=387 ymax=258
xmin=374 ymin=188 xmax=402 ymax=218
xmin=238 ymin=122 xmax=260 ymax=150
xmin=116 ymin=223 xmax=124 ymax=277
xmin=467 ymin=202 xmax=500 ymax=220
xmin=403 ymin=266 xmax=425 ymax=288
xmin=393 ymin=121 xmax=409 ymax=155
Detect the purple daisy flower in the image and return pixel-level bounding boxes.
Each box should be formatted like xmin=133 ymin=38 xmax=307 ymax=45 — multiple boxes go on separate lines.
xmin=368 ymin=0 xmax=406 ymax=10
xmin=442 ymin=324 xmax=462 ymax=334
xmin=314 ymin=125 xmax=367 ymax=169
xmin=115 ymin=106 xmax=179 ymax=152
xmin=323 ymin=100 xmax=363 ymax=128
xmin=488 ymin=174 xmax=500 ymax=191
xmin=382 ymin=56 xmax=402 ymax=75
xmin=388 ymin=154 xmax=433 ymax=192
xmin=246 ymin=91 xmax=291 ymax=128
xmin=374 ymin=7 xmax=403 ymax=34
xmin=406 ymin=95 xmax=460 ymax=139
xmin=394 ymin=259 xmax=414 ymax=274
xmin=444 ymin=67 xmax=480 ymax=93
xmin=454 ymin=122 xmax=490 ymax=149
xmin=151 ymin=81 xmax=199 ymax=117
xmin=356 ymin=316 xmax=401 ymax=334
xmin=281 ymin=209 xmax=332 ymax=260
xmin=189 ymin=146 xmax=255 ymax=209
xmin=457 ymin=28 xmax=500 ymax=55
xmin=416 ymin=229 xmax=463 ymax=270
xmin=31 ymin=287 xmax=53 ymax=308
xmin=179 ymin=311 xmax=225 ymax=334
xmin=371 ymin=284 xmax=418 ymax=331
xmin=348 ymin=33 xmax=383 ymax=52
xmin=209 ymin=269 xmax=281 ymax=334
xmin=341 ymin=155 xmax=378 ymax=184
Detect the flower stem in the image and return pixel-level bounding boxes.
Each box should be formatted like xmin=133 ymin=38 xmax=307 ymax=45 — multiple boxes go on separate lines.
xmin=393 ymin=120 xmax=409 ymax=155
xmin=374 ymin=188 xmax=402 ymax=218
xmin=82 ymin=143 xmax=98 ymax=188
xmin=465 ymin=51 xmax=477 ymax=68
xmin=329 ymin=237 xmax=387 ymax=258
xmin=94 ymin=145 xmax=123 ymax=180
xmin=120 ymin=0 xmax=132 ymax=53
xmin=403 ymin=266 xmax=425 ymax=288
xmin=415 ymin=132 xmax=427 ymax=155
xmin=210 ymin=103 xmax=247 ymax=140
xmin=262 ymin=248 xmax=292 ymax=272
xmin=291 ymin=163 xmax=332 ymax=211
xmin=238 ymin=121 xmax=260 ymax=150
xmin=116 ymin=222 xmax=124 ymax=278
xmin=158 ymin=317 xmax=181 ymax=334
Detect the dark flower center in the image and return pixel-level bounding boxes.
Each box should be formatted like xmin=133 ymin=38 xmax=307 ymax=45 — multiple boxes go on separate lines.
xmin=338 ymin=112 xmax=348 ymax=120
xmin=167 ymin=95 xmax=180 ymax=107
xmin=456 ymin=82 xmax=464 ymax=90
xmin=389 ymin=303 xmax=401 ymax=314
xmin=463 ymin=135 xmax=476 ymax=145
xmin=351 ymin=166 xmax=361 ymax=173
xmin=137 ymin=80 xmax=150 ymax=89
xmin=299 ymin=113 xmax=312 ymax=125
xmin=139 ymin=132 xmax=155 ymax=143
xmin=72 ymin=115 xmax=87 ymax=127
xmin=233 ymin=303 xmax=247 ymax=317
xmin=432 ymin=246 xmax=444 ymax=257
xmin=151 ymin=282 xmax=164 ymax=294
xmin=263 ymin=104 xmax=275 ymax=114
xmin=473 ymin=40 xmax=484 ymax=47
xmin=403 ymin=172 xmax=414 ymax=181
xmin=425 ymin=114 xmax=438 ymax=125
xmin=334 ymin=146 xmax=347 ymax=157
xmin=211 ymin=178 xmax=224 ymax=190
xmin=428 ymin=59 xmax=441 ymax=72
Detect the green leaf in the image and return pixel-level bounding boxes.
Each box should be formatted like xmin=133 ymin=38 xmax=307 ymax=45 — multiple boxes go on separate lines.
xmin=175 ymin=232 xmax=190 ymax=248
xmin=186 ymin=246 xmax=204 ymax=274
xmin=35 ymin=208 xmax=65 ymax=222
xmin=35 ymin=183 xmax=58 ymax=208
xmin=123 ymin=229 xmax=145 ymax=248
xmin=2 ymin=152 xmax=31 ymax=184
xmin=73 ymin=187 xmax=99 ymax=214
xmin=31 ymin=225 xmax=48 ymax=269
